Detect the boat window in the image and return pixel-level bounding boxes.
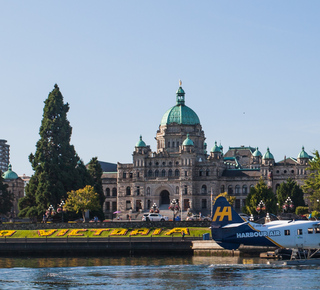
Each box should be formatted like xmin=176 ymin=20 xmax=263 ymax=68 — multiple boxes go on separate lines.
xmin=284 ymin=230 xmax=290 ymax=236
xmin=308 ymin=228 xmax=314 ymax=234
xmin=297 ymin=229 xmax=303 ymax=235
xmin=316 ymin=228 xmax=320 ymax=234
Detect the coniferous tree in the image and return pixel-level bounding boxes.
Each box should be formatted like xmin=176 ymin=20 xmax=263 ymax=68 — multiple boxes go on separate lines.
xmin=243 ymin=178 xmax=277 ymax=215
xmin=302 ymin=150 xmax=320 ymax=210
xmin=0 ymin=173 xmax=13 ymax=216
xmin=19 ymin=84 xmax=89 ymax=218
xmin=87 ymin=157 xmax=104 ymax=207
xmin=276 ymin=178 xmax=305 ymax=210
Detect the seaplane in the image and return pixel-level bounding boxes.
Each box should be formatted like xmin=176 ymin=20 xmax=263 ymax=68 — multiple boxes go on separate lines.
xmin=211 ymin=196 xmax=320 ymax=264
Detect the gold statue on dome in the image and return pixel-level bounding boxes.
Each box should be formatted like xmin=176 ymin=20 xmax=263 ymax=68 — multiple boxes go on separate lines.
xmin=179 ymin=80 xmax=182 ymax=86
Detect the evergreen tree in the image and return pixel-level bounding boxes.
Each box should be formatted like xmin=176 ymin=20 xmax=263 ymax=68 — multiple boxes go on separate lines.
xmin=19 ymin=84 xmax=89 ymax=218
xmin=276 ymin=178 xmax=305 ymax=210
xmin=243 ymin=178 xmax=277 ymax=215
xmin=0 ymin=173 xmax=13 ymax=216
xmin=87 ymin=157 xmax=104 ymax=207
xmin=302 ymin=150 xmax=320 ymax=210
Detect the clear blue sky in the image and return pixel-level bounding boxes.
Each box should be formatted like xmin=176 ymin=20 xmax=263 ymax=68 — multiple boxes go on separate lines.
xmin=1 ymin=1 xmax=320 ymax=176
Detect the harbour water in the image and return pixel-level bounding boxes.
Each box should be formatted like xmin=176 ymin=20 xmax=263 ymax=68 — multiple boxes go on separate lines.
xmin=0 ymin=256 xmax=318 ymax=289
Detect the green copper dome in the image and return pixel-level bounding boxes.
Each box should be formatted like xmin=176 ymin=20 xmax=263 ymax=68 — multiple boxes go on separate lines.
xmin=160 ymin=84 xmax=200 ymax=126
xmin=298 ymin=146 xmax=309 ymax=159
xmin=135 ymin=135 xmax=146 ymax=147
xmin=252 ymin=147 xmax=262 ymax=157
xmin=263 ymin=147 xmax=274 ymax=160
xmin=211 ymin=141 xmax=221 ymax=153
xmin=2 ymin=164 xmax=18 ymax=180
xmin=182 ymin=134 xmax=194 ymax=146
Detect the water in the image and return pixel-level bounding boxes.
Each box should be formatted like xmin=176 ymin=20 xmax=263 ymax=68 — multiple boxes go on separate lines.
xmin=0 ymin=256 xmax=318 ymax=289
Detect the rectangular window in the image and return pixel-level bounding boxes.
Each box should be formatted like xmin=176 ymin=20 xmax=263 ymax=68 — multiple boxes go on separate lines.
xmin=308 ymin=228 xmax=314 ymax=234
xmin=126 ymin=201 xmax=131 ymax=210
xmin=316 ymin=228 xmax=320 ymax=234
xmin=297 ymin=229 xmax=303 ymax=235
xmin=105 ymin=202 xmax=110 ymax=211
xmin=123 ymin=172 xmax=126 ymax=179
xmin=185 ymin=171 xmax=187 ymax=177
xmin=284 ymin=230 xmax=290 ymax=236
xmin=184 ymin=185 xmax=188 ymax=195
xmin=112 ymin=202 xmax=117 ymax=211
xmin=137 ymin=186 xmax=140 ymax=196
xmin=201 ymin=199 xmax=207 ymax=209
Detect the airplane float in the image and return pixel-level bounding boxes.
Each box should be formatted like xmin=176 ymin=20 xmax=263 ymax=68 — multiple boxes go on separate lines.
xmin=211 ymin=196 xmax=320 ymax=262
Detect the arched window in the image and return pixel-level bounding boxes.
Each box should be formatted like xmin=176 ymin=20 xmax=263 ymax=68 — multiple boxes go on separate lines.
xmin=148 ymin=170 xmax=152 ymax=177
xmin=175 ymin=169 xmax=180 ymax=177
xmin=112 ymin=188 xmax=117 ymax=196
xmin=168 ymin=169 xmax=173 ymax=177
xmin=206 ymin=169 xmax=209 ymax=176
xmin=228 ymin=185 xmax=233 ymax=195
xmin=220 ymin=185 xmax=225 ymax=193
xmin=155 ymin=170 xmax=159 ymax=177
xmin=235 ymin=185 xmax=240 ymax=195
xmin=126 ymin=186 xmax=131 ymax=196
xmin=242 ymin=185 xmax=247 ymax=195
xmin=106 ymin=188 xmax=110 ymax=197
xmin=199 ymin=169 xmax=203 ymax=177
xmin=161 ymin=169 xmax=166 ymax=177
xmin=201 ymin=185 xmax=207 ymax=194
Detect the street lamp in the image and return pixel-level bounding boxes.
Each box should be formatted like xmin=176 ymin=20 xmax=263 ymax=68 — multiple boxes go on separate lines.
xmin=57 ymin=201 xmax=65 ymax=223
xmin=256 ymin=200 xmax=265 ymax=214
xmin=169 ymin=199 xmax=180 ymax=222
xmin=150 ymin=203 xmax=158 ymax=213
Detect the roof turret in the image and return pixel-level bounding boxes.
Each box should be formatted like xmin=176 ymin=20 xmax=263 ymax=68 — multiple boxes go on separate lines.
xmin=2 ymin=164 xmax=18 ymax=180
xmin=135 ymin=135 xmax=146 ymax=147
xmin=298 ymin=146 xmax=309 ymax=159
xmin=211 ymin=141 xmax=221 ymax=153
xmin=263 ymin=147 xmax=274 ymax=160
xmin=252 ymin=147 xmax=262 ymax=157
xmin=182 ymin=134 xmax=194 ymax=146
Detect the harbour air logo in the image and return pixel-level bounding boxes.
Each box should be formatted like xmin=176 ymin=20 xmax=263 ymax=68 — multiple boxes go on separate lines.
xmin=236 ymin=230 xmax=281 ymax=238
xmin=212 ymin=206 xmax=232 ymax=222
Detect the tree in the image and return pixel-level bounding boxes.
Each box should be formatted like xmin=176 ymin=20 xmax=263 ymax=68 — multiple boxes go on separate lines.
xmin=64 ymin=185 xmax=100 ymax=221
xmin=243 ymin=178 xmax=277 ymax=215
xmin=302 ymin=150 xmax=320 ymax=210
xmin=0 ymin=174 xmax=13 ymax=216
xmin=18 ymin=84 xmax=90 ymax=218
xmin=87 ymin=157 xmax=104 ymax=207
xmin=276 ymin=178 xmax=305 ymax=211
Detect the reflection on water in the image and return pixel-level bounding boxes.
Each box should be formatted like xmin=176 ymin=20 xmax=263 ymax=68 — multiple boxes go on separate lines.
xmin=0 ymin=256 xmax=319 ymax=289
xmin=0 ymin=256 xmax=266 ymax=269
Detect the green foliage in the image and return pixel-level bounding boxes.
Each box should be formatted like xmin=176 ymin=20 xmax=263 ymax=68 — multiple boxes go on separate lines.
xmin=65 ymin=185 xmax=100 ymax=221
xmin=0 ymin=173 xmax=14 ymax=215
xmin=303 ymin=150 xmax=320 ymax=210
xmin=87 ymin=157 xmax=104 ymax=207
xmin=312 ymin=211 xmax=320 ymax=219
xmin=295 ymin=206 xmax=309 ymax=215
xmin=18 ymin=84 xmax=91 ymax=218
xmin=276 ymin=178 xmax=305 ymax=209
xmin=243 ymin=178 xmax=277 ymax=215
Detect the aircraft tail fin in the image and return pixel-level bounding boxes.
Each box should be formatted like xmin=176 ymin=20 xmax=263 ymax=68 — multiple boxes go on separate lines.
xmin=211 ymin=196 xmax=244 ymax=228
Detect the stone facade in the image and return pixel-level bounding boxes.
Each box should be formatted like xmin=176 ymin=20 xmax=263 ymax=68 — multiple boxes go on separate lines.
xmin=102 ymin=84 xmax=311 ymax=217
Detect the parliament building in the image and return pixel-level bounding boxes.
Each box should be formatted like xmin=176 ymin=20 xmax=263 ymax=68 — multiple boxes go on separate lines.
xmin=102 ymin=84 xmax=311 ymax=216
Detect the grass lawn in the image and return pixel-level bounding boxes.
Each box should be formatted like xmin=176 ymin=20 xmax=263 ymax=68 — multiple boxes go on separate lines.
xmin=0 ymin=227 xmax=211 ymax=239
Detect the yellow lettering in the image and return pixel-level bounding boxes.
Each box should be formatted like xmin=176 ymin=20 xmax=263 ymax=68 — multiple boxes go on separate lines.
xmin=212 ymin=206 xmax=232 ymax=222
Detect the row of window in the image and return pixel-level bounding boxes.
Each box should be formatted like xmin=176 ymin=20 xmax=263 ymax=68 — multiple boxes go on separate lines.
xmin=148 ymin=169 xmax=181 ymax=178
xmin=104 ymin=201 xmax=117 ymax=211
xmin=224 ymin=185 xmax=252 ymax=195
xmin=284 ymin=228 xmax=320 ymax=235
xmin=105 ymin=187 xmax=117 ymax=197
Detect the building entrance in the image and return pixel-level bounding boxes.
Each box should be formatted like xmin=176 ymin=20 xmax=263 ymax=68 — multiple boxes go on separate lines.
xmin=160 ymin=190 xmax=170 ymax=205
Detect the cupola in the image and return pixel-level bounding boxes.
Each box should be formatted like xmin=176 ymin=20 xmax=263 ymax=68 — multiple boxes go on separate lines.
xmin=2 ymin=164 xmax=18 ymax=180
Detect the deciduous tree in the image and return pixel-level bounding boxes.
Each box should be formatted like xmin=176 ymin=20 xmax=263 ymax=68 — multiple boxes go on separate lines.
xmin=64 ymin=185 xmax=100 ymax=221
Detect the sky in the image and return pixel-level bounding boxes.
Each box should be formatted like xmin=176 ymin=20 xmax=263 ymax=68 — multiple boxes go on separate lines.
xmin=1 ymin=1 xmax=320 ymax=176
